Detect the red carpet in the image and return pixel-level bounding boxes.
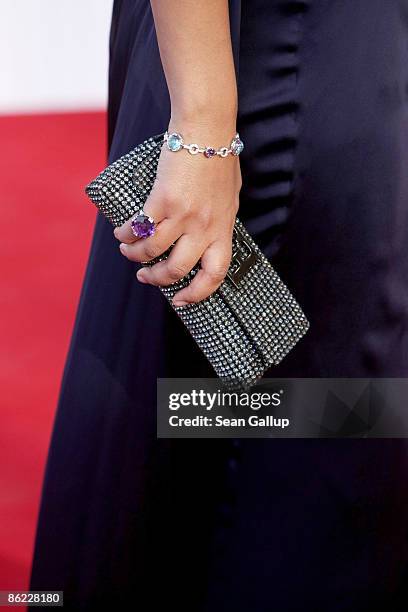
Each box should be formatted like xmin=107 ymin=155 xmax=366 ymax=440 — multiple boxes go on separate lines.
xmin=0 ymin=111 xmax=106 ymax=597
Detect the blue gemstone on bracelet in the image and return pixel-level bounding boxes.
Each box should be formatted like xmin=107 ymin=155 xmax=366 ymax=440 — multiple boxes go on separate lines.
xmin=167 ymin=132 xmax=183 ymax=152
xmin=231 ymin=135 xmax=244 ymax=156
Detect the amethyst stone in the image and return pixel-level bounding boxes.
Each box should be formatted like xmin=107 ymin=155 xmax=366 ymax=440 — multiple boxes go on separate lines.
xmin=130 ymin=213 xmax=156 ymax=238
xmin=204 ymin=147 xmax=216 ymax=158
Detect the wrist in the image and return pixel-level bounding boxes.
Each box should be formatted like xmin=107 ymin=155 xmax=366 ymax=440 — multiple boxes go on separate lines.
xmin=164 ymin=129 xmax=243 ymax=158
xmin=171 ymin=99 xmax=237 ymax=123
xmin=168 ymin=105 xmax=238 ymax=149
xmin=170 ymin=83 xmax=237 ymax=117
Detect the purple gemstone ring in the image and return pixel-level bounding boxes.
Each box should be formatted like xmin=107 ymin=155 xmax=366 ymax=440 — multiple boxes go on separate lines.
xmin=130 ymin=212 xmax=157 ymax=239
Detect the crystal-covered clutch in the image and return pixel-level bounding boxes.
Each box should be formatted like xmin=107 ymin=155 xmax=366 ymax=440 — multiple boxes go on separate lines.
xmin=85 ymin=132 xmax=309 ymax=388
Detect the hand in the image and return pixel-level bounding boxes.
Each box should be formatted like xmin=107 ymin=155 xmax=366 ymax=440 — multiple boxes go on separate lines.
xmin=113 ymin=121 xmax=242 ymax=306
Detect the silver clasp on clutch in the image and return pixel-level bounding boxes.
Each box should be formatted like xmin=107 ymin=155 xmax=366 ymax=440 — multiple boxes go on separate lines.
xmin=226 ymin=225 xmax=258 ymax=288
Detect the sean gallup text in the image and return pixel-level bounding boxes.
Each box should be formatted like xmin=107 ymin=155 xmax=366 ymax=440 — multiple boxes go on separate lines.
xmin=168 ymin=415 xmax=290 ymax=429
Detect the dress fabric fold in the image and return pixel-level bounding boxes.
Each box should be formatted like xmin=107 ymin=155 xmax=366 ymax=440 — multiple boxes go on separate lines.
xmin=29 ymin=1 xmax=408 ymax=610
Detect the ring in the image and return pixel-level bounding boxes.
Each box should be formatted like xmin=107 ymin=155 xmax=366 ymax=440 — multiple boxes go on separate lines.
xmin=130 ymin=212 xmax=157 ymax=238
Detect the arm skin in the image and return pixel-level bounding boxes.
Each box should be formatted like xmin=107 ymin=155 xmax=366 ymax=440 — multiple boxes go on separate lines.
xmin=114 ymin=0 xmax=241 ymax=306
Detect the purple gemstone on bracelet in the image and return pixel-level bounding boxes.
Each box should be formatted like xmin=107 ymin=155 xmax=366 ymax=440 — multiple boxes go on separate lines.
xmin=204 ymin=147 xmax=216 ymax=158
xmin=131 ymin=213 xmax=156 ymax=238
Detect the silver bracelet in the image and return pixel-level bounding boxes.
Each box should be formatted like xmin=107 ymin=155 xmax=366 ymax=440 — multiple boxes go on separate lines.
xmin=164 ymin=130 xmax=244 ymax=158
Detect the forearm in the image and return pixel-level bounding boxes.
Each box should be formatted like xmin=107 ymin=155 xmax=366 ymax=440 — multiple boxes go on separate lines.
xmin=150 ymin=0 xmax=238 ymax=142
xmin=117 ymin=1 xmax=242 ymax=303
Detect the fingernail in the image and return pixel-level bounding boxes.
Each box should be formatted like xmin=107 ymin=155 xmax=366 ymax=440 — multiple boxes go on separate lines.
xmin=113 ymin=228 xmax=120 ymax=238
xmin=173 ymin=300 xmax=189 ymax=307
xmin=137 ymin=270 xmax=148 ymax=283
xmin=119 ymin=243 xmax=127 ymax=254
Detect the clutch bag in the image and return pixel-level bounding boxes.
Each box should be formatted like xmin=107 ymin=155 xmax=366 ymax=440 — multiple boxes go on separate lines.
xmin=85 ymin=132 xmax=309 ymax=388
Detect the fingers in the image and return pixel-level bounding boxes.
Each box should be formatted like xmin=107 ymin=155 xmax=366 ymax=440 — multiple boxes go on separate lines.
xmin=136 ymin=234 xmax=205 ymax=287
xmin=118 ymin=218 xmax=180 ymax=263
xmin=172 ymin=240 xmax=232 ymax=306
xmin=113 ymin=189 xmax=165 ymax=244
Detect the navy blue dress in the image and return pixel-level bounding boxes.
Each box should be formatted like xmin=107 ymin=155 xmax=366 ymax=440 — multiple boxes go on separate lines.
xmin=30 ymin=1 xmax=408 ymax=610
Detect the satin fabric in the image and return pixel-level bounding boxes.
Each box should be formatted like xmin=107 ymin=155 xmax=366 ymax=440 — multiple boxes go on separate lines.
xmin=30 ymin=2 xmax=408 ymax=610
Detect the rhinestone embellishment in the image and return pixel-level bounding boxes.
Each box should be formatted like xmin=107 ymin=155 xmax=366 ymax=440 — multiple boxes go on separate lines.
xmin=85 ymin=132 xmax=310 ymax=388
